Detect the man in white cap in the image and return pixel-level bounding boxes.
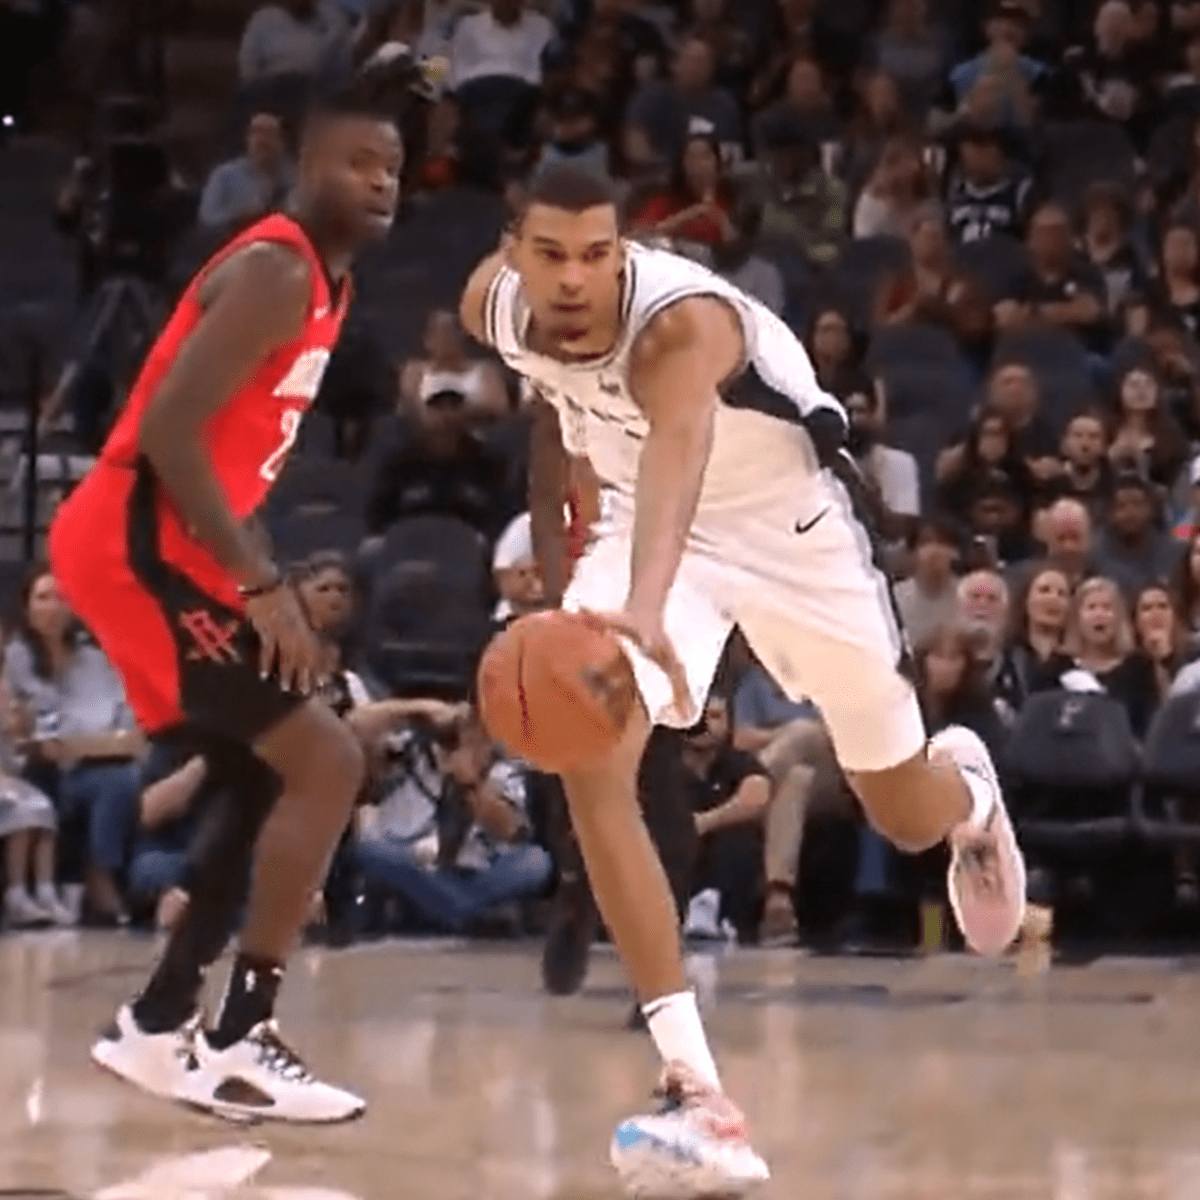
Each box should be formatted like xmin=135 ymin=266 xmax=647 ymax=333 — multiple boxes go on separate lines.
xmin=492 ymin=511 xmax=544 ymax=626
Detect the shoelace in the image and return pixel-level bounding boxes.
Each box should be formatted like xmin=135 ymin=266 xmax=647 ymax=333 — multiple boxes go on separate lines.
xmin=653 ymin=1068 xmax=747 ymax=1140
xmin=174 ymin=1013 xmax=204 ymax=1070
xmin=960 ymin=843 xmax=1003 ymax=897
xmin=250 ymin=1023 xmax=313 ymax=1083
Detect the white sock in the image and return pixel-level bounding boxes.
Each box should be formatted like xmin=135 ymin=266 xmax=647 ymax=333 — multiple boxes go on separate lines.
xmin=35 ymin=883 xmax=57 ymax=903
xmin=5 ymin=884 xmax=27 ymax=904
xmin=642 ymin=990 xmax=721 ymax=1091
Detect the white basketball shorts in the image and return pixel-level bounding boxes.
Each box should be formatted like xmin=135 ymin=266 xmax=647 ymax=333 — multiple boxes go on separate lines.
xmin=562 ymin=483 xmax=926 ymax=773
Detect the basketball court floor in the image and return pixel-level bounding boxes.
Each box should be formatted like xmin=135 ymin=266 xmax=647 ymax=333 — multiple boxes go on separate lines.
xmin=1 ymin=931 xmax=1198 ymax=1200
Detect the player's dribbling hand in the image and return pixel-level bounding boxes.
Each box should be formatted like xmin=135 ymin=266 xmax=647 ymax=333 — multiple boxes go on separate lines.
xmin=580 ymin=608 xmax=692 ymax=721
xmin=245 ymin=582 xmax=322 ymax=694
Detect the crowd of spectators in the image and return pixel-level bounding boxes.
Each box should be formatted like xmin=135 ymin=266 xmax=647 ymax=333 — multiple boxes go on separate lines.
xmin=19 ymin=0 xmax=1200 ymax=954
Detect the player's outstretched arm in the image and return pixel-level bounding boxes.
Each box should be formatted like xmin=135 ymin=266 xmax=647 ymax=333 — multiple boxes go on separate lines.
xmin=138 ymin=243 xmax=311 ymax=587
xmin=624 ymin=296 xmax=742 ymax=629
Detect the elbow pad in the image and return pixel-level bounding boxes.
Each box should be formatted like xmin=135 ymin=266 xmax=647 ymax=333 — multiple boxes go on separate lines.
xmin=802 ymin=404 xmax=849 ymax=469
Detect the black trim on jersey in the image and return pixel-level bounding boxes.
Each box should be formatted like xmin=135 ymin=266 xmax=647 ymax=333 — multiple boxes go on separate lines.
xmin=723 ymin=364 xmax=912 ymax=678
xmin=721 ymin=361 xmax=801 ymax=423
xmin=127 ymin=457 xmax=171 ymax=595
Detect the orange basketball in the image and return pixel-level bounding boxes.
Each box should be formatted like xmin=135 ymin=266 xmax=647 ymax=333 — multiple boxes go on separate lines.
xmin=477 ymin=610 xmax=637 ymax=773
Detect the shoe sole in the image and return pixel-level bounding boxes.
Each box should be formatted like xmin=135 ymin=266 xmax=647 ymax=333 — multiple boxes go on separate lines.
xmin=178 ymin=1096 xmax=367 ymax=1126
xmin=611 ymin=1121 xmax=768 ymax=1199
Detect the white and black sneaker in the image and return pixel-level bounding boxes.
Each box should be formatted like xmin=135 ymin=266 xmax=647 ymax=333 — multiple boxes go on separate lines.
xmin=181 ymin=1020 xmax=365 ymax=1124
xmin=91 ymin=1004 xmax=201 ymax=1099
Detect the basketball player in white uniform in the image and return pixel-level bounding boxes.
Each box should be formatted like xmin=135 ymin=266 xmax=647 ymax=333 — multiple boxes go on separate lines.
xmin=461 ymin=166 xmax=1027 ymax=1199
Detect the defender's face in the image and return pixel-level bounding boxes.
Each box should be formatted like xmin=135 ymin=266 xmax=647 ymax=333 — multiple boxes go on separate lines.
xmin=305 ymin=115 xmax=403 ymax=244
xmin=512 ymin=203 xmax=623 ymax=348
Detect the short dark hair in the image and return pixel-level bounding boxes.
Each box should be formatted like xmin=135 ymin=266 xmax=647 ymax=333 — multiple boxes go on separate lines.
xmin=521 ymin=164 xmax=621 ymax=221
xmin=304 ymin=70 xmax=404 ymax=134
xmin=914 ymin=514 xmax=963 ymax=551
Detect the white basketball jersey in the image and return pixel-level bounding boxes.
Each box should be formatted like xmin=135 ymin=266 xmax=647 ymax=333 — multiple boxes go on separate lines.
xmin=483 ymin=242 xmax=842 ymax=516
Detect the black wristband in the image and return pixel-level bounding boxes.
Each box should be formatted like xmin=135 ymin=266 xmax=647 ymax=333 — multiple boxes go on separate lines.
xmin=237 ymin=572 xmax=284 ymax=599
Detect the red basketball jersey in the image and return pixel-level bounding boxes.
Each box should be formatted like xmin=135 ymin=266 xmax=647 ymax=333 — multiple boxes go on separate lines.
xmin=94 ymin=213 xmax=350 ymax=603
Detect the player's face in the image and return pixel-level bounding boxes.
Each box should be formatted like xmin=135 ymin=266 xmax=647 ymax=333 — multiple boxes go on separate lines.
xmin=305 ymin=115 xmax=403 ymax=244
xmin=512 ymin=203 xmax=623 ymax=349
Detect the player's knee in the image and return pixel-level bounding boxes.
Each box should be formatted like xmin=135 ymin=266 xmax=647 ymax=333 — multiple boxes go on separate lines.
xmin=257 ymin=701 xmax=365 ymax=814
xmin=847 ymin=754 xmax=945 ymax=854
xmin=317 ymin=718 xmax=366 ymax=807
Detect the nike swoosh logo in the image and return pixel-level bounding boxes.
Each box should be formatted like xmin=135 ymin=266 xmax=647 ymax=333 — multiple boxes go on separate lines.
xmin=795 ymin=508 xmax=830 ymax=535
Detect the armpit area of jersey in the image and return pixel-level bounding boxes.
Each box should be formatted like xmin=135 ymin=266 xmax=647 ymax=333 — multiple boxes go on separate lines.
xmin=721 ymin=362 xmax=848 ymax=466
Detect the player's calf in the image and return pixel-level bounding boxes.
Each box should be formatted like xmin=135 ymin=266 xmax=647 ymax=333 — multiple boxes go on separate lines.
xmin=848 ymin=730 xmax=1027 ymax=957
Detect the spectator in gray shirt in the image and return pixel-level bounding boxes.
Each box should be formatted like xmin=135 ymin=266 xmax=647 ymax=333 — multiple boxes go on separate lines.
xmin=3 ymin=568 xmax=143 ymax=925
xmin=895 ymin=517 xmax=962 ymax=647
xmin=238 ymin=0 xmax=352 ymax=86
xmin=624 ymin=37 xmax=742 ymax=171
xmin=198 ymin=111 xmax=297 ymax=233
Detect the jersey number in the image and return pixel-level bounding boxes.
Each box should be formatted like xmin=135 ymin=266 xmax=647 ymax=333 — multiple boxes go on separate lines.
xmin=260 ymin=409 xmax=303 ymax=482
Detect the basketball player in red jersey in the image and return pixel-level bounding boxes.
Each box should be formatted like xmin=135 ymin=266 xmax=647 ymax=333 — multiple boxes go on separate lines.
xmin=48 ymin=80 xmax=403 ymax=1123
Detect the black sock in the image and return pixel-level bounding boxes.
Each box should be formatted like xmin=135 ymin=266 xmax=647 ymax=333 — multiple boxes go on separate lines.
xmin=132 ymin=736 xmax=283 ymax=1037
xmin=132 ymin=948 xmax=207 ymax=1034
xmin=208 ymin=953 xmax=284 ymax=1049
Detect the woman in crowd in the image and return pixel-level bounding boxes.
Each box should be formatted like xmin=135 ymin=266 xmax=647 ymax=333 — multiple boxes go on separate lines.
xmin=995 ymin=563 xmax=1073 ymax=713
xmin=1034 ymin=576 xmax=1160 ymax=739
xmin=398 ymin=308 xmax=509 ymax=421
xmin=935 ymin=408 xmax=1034 ymax=517
xmin=1107 ymin=364 xmax=1189 ymax=488
xmin=839 ymin=67 xmax=910 ymax=190
xmin=292 ymin=551 xmax=462 ymax=747
xmin=1155 ymin=224 xmax=1200 ymax=339
xmin=3 ymin=567 xmax=142 ymax=924
xmin=913 ymin=622 xmax=1007 ymax=754
xmin=629 ymin=132 xmax=737 ymax=252
xmin=806 ymin=305 xmax=870 ymax=397
xmin=0 ymin=663 xmax=70 ymax=927
xmin=1173 ymin=527 xmax=1200 ymax=635
xmin=1131 ymin=581 xmax=1190 ymax=696
xmin=853 ymin=134 xmax=932 ymax=239
xmin=875 ymin=206 xmax=994 ymax=360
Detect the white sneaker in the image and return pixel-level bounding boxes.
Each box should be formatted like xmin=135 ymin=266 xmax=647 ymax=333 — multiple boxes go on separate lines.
xmin=682 ymin=889 xmax=723 ymax=941
xmin=5 ymin=887 xmax=50 ymax=928
xmin=931 ymin=725 xmax=1028 ymax=957
xmin=91 ymin=1004 xmax=201 ymax=1099
xmin=610 ymin=1062 xmax=769 ymax=1199
xmin=181 ymin=1021 xmax=365 ymax=1124
xmin=34 ymin=886 xmax=76 ymax=926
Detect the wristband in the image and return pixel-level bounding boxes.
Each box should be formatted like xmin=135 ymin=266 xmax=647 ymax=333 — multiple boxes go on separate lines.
xmin=237 ymin=572 xmax=284 ymax=599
